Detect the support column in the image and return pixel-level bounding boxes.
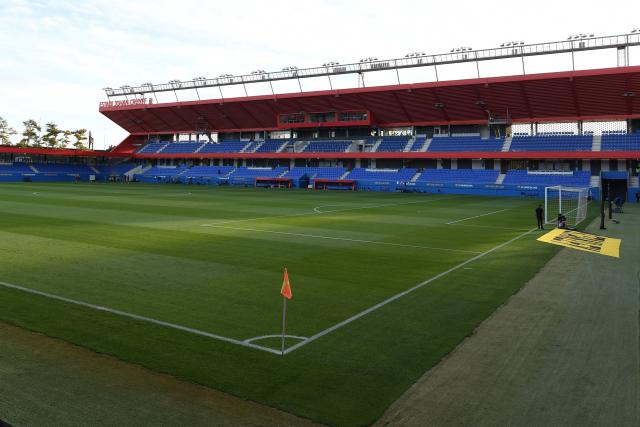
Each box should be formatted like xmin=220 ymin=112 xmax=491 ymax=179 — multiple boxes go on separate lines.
xmin=437 ymin=159 xmax=443 ymax=169
xmin=472 ymin=159 xmax=482 ymax=169
xmin=451 ymin=159 xmax=458 ymax=169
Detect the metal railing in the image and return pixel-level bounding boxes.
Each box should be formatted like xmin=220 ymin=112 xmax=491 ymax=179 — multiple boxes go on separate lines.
xmin=103 ymin=33 xmax=640 ymax=98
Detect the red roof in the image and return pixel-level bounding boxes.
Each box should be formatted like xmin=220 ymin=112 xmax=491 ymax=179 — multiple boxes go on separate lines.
xmin=100 ymin=66 xmax=640 ymax=134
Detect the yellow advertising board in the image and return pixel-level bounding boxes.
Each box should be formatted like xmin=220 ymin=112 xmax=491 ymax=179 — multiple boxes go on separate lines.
xmin=537 ymin=229 xmax=621 ymax=258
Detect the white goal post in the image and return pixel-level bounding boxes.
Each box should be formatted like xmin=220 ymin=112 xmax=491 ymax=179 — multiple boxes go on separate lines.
xmin=544 ymin=185 xmax=589 ymax=227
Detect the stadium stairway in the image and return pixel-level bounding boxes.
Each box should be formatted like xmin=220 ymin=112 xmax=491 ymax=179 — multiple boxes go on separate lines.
xmin=501 ymin=137 xmax=512 ymax=152
xmin=592 ymin=135 xmax=602 ymax=151
xmin=249 ymin=141 xmax=265 ymax=152
xmin=275 ymin=141 xmax=289 ymax=153
xmin=421 ymin=138 xmax=433 ymax=151
xmin=156 ymin=143 xmax=169 ymax=153
xmin=28 ymin=164 xmax=39 ymax=173
xmin=128 ymin=164 xmax=152 ymax=176
xmin=590 ymin=175 xmax=601 ymax=188
xmin=90 ymin=166 xmax=100 ymax=174
xmin=403 ymin=137 xmax=416 ymax=152
xmin=496 ymin=173 xmax=506 ymax=184
xmin=410 ymin=171 xmax=421 ymax=182
xmin=294 ymin=141 xmax=310 ymax=152
xmin=371 ymin=139 xmax=383 ymax=152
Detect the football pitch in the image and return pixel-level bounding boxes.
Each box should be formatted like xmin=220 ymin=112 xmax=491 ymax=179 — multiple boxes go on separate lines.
xmin=0 ymin=183 xmax=587 ymax=425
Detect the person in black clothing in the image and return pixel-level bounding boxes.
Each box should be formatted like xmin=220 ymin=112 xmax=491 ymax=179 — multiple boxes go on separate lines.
xmin=535 ymin=204 xmax=544 ymax=230
xmin=557 ymin=213 xmax=567 ymax=229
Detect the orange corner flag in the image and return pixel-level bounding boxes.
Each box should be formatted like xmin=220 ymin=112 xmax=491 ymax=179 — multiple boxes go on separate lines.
xmin=281 ymin=268 xmax=293 ymax=300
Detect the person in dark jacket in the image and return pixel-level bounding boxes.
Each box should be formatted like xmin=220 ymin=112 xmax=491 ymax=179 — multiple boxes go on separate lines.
xmin=535 ymin=204 xmax=544 ymax=230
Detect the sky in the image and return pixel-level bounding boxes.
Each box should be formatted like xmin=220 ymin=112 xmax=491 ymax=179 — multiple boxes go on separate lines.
xmin=1 ymin=0 xmax=639 ymax=149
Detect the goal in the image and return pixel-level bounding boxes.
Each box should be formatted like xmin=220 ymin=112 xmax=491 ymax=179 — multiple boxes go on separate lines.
xmin=544 ymin=185 xmax=589 ymax=227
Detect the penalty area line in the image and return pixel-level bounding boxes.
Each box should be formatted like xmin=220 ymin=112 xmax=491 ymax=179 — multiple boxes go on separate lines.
xmin=284 ymin=227 xmax=538 ymax=355
xmin=445 ymin=208 xmax=511 ymax=225
xmin=0 ymin=280 xmax=282 ymax=356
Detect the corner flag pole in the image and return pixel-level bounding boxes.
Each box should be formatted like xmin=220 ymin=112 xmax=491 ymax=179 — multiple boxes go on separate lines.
xmin=279 ymin=267 xmax=293 ymax=356
xmin=281 ymin=296 xmax=287 ymax=356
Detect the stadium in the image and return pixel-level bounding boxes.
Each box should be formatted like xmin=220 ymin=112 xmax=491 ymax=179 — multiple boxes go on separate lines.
xmin=0 ymin=3 xmax=638 ymax=426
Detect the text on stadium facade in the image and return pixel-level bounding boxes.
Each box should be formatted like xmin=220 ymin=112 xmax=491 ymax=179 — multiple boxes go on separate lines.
xmin=99 ymin=98 xmax=154 ymax=108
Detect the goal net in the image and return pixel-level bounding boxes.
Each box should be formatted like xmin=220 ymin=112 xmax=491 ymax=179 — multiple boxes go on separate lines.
xmin=544 ymin=186 xmax=589 ymax=227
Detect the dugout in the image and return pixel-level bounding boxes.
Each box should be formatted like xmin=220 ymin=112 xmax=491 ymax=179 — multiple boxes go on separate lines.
xmin=255 ymin=177 xmax=293 ymax=188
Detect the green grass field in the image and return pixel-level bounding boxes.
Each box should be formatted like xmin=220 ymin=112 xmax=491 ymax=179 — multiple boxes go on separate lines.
xmin=0 ymin=183 xmax=584 ymax=425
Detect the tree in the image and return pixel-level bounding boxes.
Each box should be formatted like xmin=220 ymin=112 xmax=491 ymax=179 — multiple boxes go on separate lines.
xmin=42 ymin=122 xmax=63 ymax=148
xmin=72 ymin=129 xmax=88 ymax=150
xmin=19 ymin=119 xmax=42 ymax=147
xmin=62 ymin=130 xmax=72 ymax=148
xmin=0 ymin=116 xmax=17 ymax=146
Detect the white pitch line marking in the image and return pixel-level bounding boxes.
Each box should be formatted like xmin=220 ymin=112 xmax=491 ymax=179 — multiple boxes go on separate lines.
xmin=244 ymin=334 xmax=308 ymax=344
xmin=445 ymin=208 xmax=511 ymax=225
xmin=283 ymin=227 xmax=537 ymax=355
xmin=0 ymin=280 xmax=282 ymax=356
xmin=446 ymin=224 xmax=530 ymax=232
xmin=201 ymin=196 xmax=458 ymax=227
xmin=202 ymin=224 xmax=482 ymax=255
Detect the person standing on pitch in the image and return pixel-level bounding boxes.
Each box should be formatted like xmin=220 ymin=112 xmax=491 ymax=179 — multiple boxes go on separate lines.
xmin=535 ymin=204 xmax=544 ymax=230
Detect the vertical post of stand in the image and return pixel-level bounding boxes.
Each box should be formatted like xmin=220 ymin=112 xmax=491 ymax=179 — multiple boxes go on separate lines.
xmin=608 ymin=182 xmax=612 ymax=219
xmin=600 ymin=181 xmax=606 ymax=229
xmin=281 ymin=297 xmax=287 ymax=356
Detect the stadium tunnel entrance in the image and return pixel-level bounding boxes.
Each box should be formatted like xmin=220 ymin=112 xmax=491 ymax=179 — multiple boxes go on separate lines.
xmin=601 ymin=171 xmax=629 ymax=202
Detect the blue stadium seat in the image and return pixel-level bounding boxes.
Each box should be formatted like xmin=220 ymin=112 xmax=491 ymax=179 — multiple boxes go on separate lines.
xmin=346 ymin=168 xmax=417 ymax=181
xmin=601 ymin=134 xmax=640 ymax=151
xmin=229 ymin=167 xmax=288 ymax=178
xmin=137 ymin=142 xmax=169 ymax=153
xmin=0 ymin=163 xmax=34 ymax=174
xmin=199 ymin=140 xmax=250 ymax=153
xmin=416 ymin=169 xmax=499 ymax=184
xmin=376 ymin=136 xmax=410 ymax=152
xmin=503 ymin=170 xmax=591 ymax=186
xmin=282 ymin=167 xmax=346 ymax=180
xmin=256 ymin=140 xmax=288 ymax=153
xmin=33 ymin=163 xmax=96 ymax=174
xmin=427 ymin=136 xmax=504 ymax=152
xmin=160 ymin=142 xmax=204 ymax=154
xmin=302 ymin=140 xmax=351 ymax=152
xmin=509 ymin=135 xmax=592 ymax=152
